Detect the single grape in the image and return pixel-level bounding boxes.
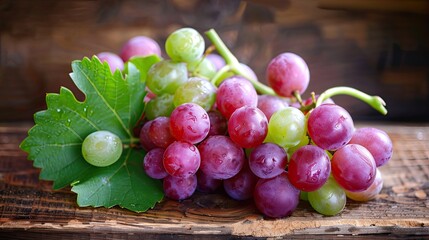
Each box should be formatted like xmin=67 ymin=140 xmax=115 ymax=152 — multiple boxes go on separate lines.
xmin=146 ymin=60 xmax=188 ymax=95
xmin=223 ymin=163 xmax=259 ymax=201
xmin=307 ymin=104 xmax=354 ymax=151
xmin=257 ymin=94 xmax=289 ymax=121
xmin=165 ymin=27 xmax=205 ymax=63
xmin=169 ymin=103 xmax=210 ymax=144
xmin=148 ymin=116 xmax=175 ymax=148
xmin=265 ymin=107 xmax=306 ymax=148
xmin=143 ymin=148 xmax=168 ymax=179
xmin=163 ymin=174 xmax=197 ymax=201
xmin=266 ymin=52 xmax=310 ymax=97
xmin=288 ymin=145 xmax=331 ymax=191
xmin=345 ymin=168 xmax=383 ymax=201
xmin=82 ymin=130 xmax=123 ymax=167
xmin=96 ymin=52 xmax=124 ymax=73
xmin=348 ymin=127 xmax=393 ymax=167
xmin=198 ymin=135 xmax=245 ymax=180
xmin=173 ymin=77 xmax=217 ymax=111
xmin=120 ymin=36 xmax=161 ymax=62
xmin=187 ymin=57 xmax=217 ymax=79
xmin=163 ymin=141 xmax=200 ymax=178
xmin=216 ymin=76 xmax=258 ymax=119
xmin=308 ymin=177 xmax=346 ymax=216
xmin=253 ymin=172 xmax=300 ymax=218
xmin=206 ymin=53 xmax=226 ymax=71
xmin=196 ymin=170 xmax=222 ymax=193
xmin=248 ymin=143 xmax=288 ymax=179
xmin=145 ymin=94 xmax=175 ymax=120
xmin=228 ymin=106 xmax=268 ymax=149
xmin=331 ymin=144 xmax=377 ymax=192
xmin=207 ymin=111 xmax=228 ymax=136
xmin=139 ymin=120 xmax=157 ymax=151
xmin=239 ymin=63 xmax=259 ymax=82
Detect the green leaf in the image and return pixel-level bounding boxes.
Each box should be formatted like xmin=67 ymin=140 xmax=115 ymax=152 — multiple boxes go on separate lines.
xmin=71 ymin=148 xmax=163 ymax=212
xmin=20 ymin=55 xmax=164 ymax=212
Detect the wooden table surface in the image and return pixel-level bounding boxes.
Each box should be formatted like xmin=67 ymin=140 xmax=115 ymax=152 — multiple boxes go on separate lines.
xmin=0 ymin=122 xmax=428 ymax=239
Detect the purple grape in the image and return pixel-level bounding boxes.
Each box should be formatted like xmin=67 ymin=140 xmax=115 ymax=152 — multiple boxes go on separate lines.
xmin=267 ymin=52 xmax=310 ymax=97
xmin=307 ymin=104 xmax=355 ymax=151
xmin=143 ymin=148 xmax=168 ymax=179
xmin=207 ymin=111 xmax=228 ymax=136
xmin=257 ymin=95 xmax=289 ymax=120
xmin=223 ymin=163 xmax=259 ymax=200
xmin=206 ymin=53 xmax=226 ymax=71
xmin=96 ymin=52 xmax=124 ymax=73
xmin=196 ymin=170 xmax=222 ymax=193
xmin=348 ymin=127 xmax=393 ymax=167
xmin=288 ymin=145 xmax=331 ymax=191
xmin=139 ymin=120 xmax=157 ymax=151
xmin=249 ymin=143 xmax=288 ymax=179
xmin=163 ymin=141 xmax=200 ymax=178
xmin=253 ymin=172 xmax=300 ymax=218
xmin=332 ymin=144 xmax=377 ymax=192
xmin=216 ymin=76 xmax=258 ymax=119
xmin=120 ymin=36 xmax=161 ymax=62
xmin=228 ymin=106 xmax=268 ymax=149
xmin=148 ymin=116 xmax=175 ymax=148
xmin=163 ymin=174 xmax=197 ymax=201
xmin=169 ymin=103 xmax=210 ymax=144
xmin=198 ymin=135 xmax=245 ymax=180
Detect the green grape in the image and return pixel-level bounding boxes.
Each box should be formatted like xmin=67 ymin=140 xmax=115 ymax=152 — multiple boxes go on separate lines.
xmin=146 ymin=60 xmax=188 ymax=95
xmin=145 ymin=94 xmax=175 ymax=120
xmin=165 ymin=27 xmax=205 ymax=63
xmin=287 ymin=134 xmax=310 ymax=156
xmin=266 ymin=107 xmax=306 ymax=148
xmin=82 ymin=130 xmax=123 ymax=167
xmin=308 ymin=177 xmax=346 ymax=216
xmin=173 ymin=77 xmax=216 ymax=111
xmin=188 ymin=57 xmax=217 ymax=79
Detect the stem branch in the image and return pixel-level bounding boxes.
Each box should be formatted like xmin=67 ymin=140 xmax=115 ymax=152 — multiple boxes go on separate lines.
xmin=316 ymin=86 xmax=387 ymax=115
xmin=205 ymin=29 xmax=276 ymax=95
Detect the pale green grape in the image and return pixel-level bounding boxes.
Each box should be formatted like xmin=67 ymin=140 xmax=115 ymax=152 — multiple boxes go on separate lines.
xmin=308 ymin=177 xmax=346 ymax=216
xmin=82 ymin=130 xmax=123 ymax=167
xmin=173 ymin=77 xmax=216 ymax=111
xmin=146 ymin=60 xmax=188 ymax=95
xmin=165 ymin=28 xmax=205 ymax=63
xmin=145 ymin=94 xmax=175 ymax=120
xmin=266 ymin=107 xmax=306 ymax=148
xmin=188 ymin=57 xmax=217 ymax=80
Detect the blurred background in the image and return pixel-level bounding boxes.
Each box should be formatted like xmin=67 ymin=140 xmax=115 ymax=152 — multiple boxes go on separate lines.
xmin=0 ymin=0 xmax=428 ymax=122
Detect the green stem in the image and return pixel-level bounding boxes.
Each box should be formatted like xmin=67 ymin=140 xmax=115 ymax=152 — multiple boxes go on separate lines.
xmin=205 ymin=29 xmax=276 ymax=96
xmin=210 ymin=64 xmax=231 ymax=86
xmin=316 ymin=86 xmax=388 ymax=115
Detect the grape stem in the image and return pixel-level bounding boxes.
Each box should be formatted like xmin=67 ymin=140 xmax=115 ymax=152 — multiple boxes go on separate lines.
xmin=205 ymin=29 xmax=276 ymax=95
xmin=316 ymin=86 xmax=388 ymax=115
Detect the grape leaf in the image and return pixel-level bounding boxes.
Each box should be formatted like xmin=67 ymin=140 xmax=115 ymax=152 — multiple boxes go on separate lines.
xmin=20 ymin=55 xmax=164 ymax=212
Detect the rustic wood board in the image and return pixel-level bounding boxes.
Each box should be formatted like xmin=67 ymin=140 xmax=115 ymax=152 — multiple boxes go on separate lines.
xmin=0 ymin=122 xmax=428 ymax=239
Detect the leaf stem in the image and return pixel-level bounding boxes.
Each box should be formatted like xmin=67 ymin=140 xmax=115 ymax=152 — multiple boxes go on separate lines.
xmin=205 ymin=29 xmax=276 ymax=95
xmin=316 ymin=86 xmax=388 ymax=115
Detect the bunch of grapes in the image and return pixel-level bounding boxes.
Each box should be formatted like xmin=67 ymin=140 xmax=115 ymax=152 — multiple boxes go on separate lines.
xmin=83 ymin=27 xmax=393 ymax=219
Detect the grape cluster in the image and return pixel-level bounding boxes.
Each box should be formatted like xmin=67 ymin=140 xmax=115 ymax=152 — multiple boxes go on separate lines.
xmin=86 ymin=27 xmax=393 ymax=219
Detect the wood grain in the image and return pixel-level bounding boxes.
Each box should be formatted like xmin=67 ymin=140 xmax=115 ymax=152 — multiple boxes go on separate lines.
xmin=0 ymin=123 xmax=428 ymax=239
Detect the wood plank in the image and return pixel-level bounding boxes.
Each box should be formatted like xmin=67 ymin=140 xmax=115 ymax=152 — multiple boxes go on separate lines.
xmin=0 ymin=123 xmax=428 ymax=238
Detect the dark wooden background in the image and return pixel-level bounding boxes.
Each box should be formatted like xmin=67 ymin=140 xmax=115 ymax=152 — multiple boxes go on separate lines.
xmin=0 ymin=0 xmax=428 ymax=122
